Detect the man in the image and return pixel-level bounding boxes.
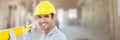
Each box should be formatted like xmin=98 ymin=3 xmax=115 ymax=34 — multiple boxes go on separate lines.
xmin=34 ymin=1 xmax=67 ymax=40
xmin=9 ymin=1 xmax=67 ymax=40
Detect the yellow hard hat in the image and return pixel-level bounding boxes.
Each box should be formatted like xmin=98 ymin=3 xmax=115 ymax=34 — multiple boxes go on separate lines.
xmin=34 ymin=1 xmax=56 ymax=15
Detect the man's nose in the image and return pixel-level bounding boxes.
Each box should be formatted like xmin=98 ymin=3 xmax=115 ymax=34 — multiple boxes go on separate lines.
xmin=40 ymin=17 xmax=46 ymax=22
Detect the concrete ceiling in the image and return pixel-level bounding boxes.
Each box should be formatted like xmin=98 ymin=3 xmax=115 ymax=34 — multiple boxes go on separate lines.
xmin=50 ymin=0 xmax=82 ymax=9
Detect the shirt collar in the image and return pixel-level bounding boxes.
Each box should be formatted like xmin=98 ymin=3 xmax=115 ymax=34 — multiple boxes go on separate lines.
xmin=45 ymin=26 xmax=58 ymax=36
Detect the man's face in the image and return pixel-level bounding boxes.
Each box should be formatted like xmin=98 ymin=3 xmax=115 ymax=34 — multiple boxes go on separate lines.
xmin=36 ymin=14 xmax=54 ymax=30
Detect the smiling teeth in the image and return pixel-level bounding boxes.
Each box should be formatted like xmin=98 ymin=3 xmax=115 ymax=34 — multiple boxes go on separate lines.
xmin=42 ymin=23 xmax=46 ymax=26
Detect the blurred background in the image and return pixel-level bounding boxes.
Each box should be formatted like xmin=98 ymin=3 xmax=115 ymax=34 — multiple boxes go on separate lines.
xmin=0 ymin=0 xmax=119 ymax=40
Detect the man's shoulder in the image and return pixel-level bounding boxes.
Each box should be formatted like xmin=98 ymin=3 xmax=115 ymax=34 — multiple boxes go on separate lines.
xmin=52 ymin=29 xmax=67 ymax=40
xmin=55 ymin=31 xmax=66 ymax=37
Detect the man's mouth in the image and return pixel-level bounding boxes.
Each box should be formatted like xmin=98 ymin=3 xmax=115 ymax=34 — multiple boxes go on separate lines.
xmin=40 ymin=23 xmax=48 ymax=27
xmin=41 ymin=23 xmax=47 ymax=26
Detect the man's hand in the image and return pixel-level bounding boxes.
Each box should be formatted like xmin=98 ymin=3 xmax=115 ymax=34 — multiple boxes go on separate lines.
xmin=9 ymin=30 xmax=17 ymax=40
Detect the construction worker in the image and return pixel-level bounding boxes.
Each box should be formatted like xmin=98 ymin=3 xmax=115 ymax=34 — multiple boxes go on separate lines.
xmin=8 ymin=1 xmax=67 ymax=40
xmin=24 ymin=1 xmax=67 ymax=40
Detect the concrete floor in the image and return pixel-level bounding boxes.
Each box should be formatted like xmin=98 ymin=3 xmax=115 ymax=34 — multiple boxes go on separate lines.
xmin=61 ymin=26 xmax=112 ymax=40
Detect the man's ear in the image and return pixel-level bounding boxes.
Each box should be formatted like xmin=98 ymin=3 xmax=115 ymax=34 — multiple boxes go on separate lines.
xmin=53 ymin=14 xmax=57 ymax=20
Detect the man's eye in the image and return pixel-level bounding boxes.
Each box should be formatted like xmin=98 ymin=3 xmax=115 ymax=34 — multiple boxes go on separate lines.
xmin=45 ymin=15 xmax=49 ymax=18
xmin=38 ymin=16 xmax=41 ymax=18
